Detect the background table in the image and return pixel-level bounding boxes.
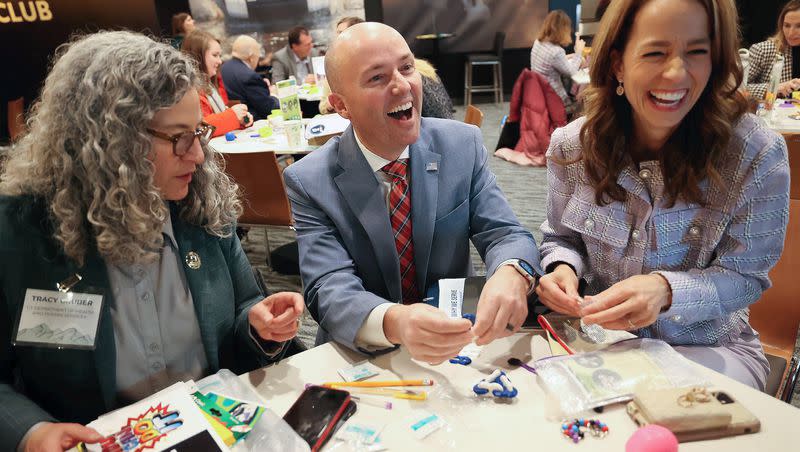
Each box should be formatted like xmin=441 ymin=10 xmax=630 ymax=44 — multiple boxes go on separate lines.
xmin=240 ymin=334 xmax=799 ymax=451
xmin=209 ymin=123 xmax=316 ymax=155
xmin=765 ymin=100 xmax=800 ymax=134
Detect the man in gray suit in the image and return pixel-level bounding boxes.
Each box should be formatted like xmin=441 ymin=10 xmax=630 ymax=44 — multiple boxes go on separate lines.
xmin=271 ymin=26 xmax=316 ymax=84
xmin=283 ymin=23 xmax=541 ymax=364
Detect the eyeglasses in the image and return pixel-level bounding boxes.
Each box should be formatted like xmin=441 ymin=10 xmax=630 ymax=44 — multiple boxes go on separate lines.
xmin=146 ymin=122 xmax=216 ymax=156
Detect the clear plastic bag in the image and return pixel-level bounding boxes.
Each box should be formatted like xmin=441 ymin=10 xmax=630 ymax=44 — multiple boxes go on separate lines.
xmin=535 ymin=338 xmax=709 ymax=417
xmin=193 ymin=369 xmax=310 ymax=452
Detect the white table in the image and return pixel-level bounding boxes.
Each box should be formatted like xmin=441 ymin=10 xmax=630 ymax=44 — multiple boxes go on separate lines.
xmin=240 ymin=334 xmax=799 ymax=451
xmin=209 ymin=122 xmax=316 ymax=155
xmin=765 ymin=100 xmax=800 ymax=134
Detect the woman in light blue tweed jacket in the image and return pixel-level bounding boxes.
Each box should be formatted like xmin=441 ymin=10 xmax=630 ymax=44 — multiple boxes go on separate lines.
xmin=536 ymin=0 xmax=790 ymax=390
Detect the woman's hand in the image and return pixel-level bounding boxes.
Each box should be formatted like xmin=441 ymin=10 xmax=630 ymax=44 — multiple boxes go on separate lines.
xmin=581 ymin=274 xmax=672 ymax=330
xmin=24 ymin=422 xmax=103 ymax=452
xmin=777 ymin=79 xmax=800 ymax=97
xmin=574 ymin=37 xmax=586 ymax=58
xmin=231 ymin=103 xmax=253 ymax=127
xmin=248 ymin=292 xmax=305 ymax=342
xmin=535 ymin=264 xmax=581 ymax=317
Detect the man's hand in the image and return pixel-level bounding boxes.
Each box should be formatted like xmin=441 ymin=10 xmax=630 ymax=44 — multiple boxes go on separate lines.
xmin=248 ymin=292 xmax=305 ymax=342
xmin=535 ymin=264 xmax=581 ymax=317
xmin=472 ymin=265 xmax=528 ymax=345
xmin=581 ymin=274 xmax=672 ymax=330
xmin=24 ymin=422 xmax=103 ymax=452
xmin=384 ymin=304 xmax=473 ymax=364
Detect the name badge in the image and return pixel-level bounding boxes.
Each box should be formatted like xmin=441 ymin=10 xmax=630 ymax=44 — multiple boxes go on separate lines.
xmin=13 ymin=288 xmax=104 ymax=350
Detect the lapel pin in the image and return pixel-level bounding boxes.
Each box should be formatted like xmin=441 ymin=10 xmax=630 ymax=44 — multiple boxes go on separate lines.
xmin=56 ymin=273 xmax=82 ymax=293
xmin=185 ymin=251 xmax=202 ymax=270
xmin=426 ymin=162 xmax=438 ymax=172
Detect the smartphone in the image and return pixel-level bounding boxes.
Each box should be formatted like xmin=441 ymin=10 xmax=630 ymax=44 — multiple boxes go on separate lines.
xmin=627 ymin=388 xmax=760 ymax=442
xmin=710 ymin=391 xmax=761 ymax=437
xmin=283 ymin=386 xmax=353 ymax=451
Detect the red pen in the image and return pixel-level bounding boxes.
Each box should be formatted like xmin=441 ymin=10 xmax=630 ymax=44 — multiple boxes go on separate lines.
xmin=537 ymin=314 xmax=576 ymax=355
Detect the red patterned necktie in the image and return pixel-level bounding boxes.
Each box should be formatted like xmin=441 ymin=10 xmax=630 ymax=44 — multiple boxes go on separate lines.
xmin=381 ymin=159 xmax=420 ymax=304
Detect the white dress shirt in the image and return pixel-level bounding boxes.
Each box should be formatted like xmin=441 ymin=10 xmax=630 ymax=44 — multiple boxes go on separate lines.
xmin=352 ymin=131 xmax=409 ymax=350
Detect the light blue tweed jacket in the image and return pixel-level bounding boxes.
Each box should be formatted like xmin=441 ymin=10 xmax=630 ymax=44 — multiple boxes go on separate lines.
xmin=540 ymin=114 xmax=790 ymax=346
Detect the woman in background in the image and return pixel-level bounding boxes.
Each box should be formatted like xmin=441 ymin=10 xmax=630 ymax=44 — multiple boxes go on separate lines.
xmin=182 ymin=30 xmax=253 ymax=137
xmin=537 ymin=0 xmax=788 ymax=390
xmin=530 ymin=10 xmax=585 ymax=116
xmin=170 ymin=12 xmax=196 ymax=49
xmin=416 ymin=58 xmax=455 ymax=119
xmin=746 ymin=0 xmax=800 ymax=99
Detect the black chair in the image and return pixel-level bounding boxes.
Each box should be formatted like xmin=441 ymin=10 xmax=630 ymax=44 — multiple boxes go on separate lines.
xmin=464 ymin=32 xmax=505 ymax=105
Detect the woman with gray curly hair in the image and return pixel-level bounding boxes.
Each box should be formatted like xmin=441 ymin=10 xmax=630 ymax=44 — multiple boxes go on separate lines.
xmin=0 ymin=31 xmax=303 ymax=451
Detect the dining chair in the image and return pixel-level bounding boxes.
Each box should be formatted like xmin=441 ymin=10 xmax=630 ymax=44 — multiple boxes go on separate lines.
xmin=463 ymin=105 xmax=484 ymax=128
xmin=220 ymin=151 xmax=294 ymax=268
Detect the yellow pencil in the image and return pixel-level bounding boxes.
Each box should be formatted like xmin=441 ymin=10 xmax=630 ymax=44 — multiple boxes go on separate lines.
xmin=346 ymin=387 xmax=428 ymax=401
xmin=322 ymin=379 xmax=434 ymax=388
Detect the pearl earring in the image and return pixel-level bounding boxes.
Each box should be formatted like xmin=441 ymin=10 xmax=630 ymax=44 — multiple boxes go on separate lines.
xmin=616 ymin=80 xmax=625 ymax=96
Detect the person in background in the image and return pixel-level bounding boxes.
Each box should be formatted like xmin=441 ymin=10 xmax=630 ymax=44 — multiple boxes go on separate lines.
xmin=182 ymin=30 xmax=253 ymax=137
xmin=537 ymin=0 xmax=789 ymax=390
xmin=221 ymin=35 xmax=280 ymax=121
xmin=335 ymin=15 xmax=364 ymax=35
xmin=320 ymin=17 xmax=366 ymax=114
xmin=530 ymin=10 xmax=585 ymax=116
xmin=271 ymin=26 xmax=317 ymax=84
xmin=0 ymin=31 xmax=304 ymax=451
xmin=170 ymin=12 xmax=196 ymax=49
xmin=746 ymin=0 xmax=800 ymax=99
xmin=415 ymin=59 xmax=455 ymax=119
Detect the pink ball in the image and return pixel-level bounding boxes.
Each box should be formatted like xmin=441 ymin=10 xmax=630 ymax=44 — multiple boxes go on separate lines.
xmin=626 ymin=425 xmax=679 ymax=452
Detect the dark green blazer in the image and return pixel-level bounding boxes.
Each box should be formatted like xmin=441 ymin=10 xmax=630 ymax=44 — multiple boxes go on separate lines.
xmin=0 ymin=195 xmax=277 ymax=450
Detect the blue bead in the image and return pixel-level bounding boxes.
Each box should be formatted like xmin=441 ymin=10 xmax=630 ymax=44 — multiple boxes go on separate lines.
xmin=225 ymin=132 xmax=236 ymax=141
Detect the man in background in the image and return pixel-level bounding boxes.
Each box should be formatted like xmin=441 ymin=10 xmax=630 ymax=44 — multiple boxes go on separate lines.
xmin=221 ymin=35 xmax=280 ymax=121
xmin=271 ymin=26 xmax=317 ymax=84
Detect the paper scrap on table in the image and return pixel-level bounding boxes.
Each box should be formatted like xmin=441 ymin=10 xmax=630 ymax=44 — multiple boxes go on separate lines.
xmin=408 ymin=411 xmax=444 ymax=439
xmin=338 ymin=360 xmax=381 ymax=382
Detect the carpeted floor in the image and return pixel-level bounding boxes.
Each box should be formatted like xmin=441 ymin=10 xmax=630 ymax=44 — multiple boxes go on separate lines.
xmin=243 ymin=101 xmax=800 ymax=407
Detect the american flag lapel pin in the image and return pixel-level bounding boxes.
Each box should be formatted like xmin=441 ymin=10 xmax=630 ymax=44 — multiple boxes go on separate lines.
xmin=426 ymin=162 xmax=438 ymax=172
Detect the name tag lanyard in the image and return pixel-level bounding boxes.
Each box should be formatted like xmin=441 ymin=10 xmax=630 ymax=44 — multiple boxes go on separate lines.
xmin=12 ymin=273 xmax=105 ymax=351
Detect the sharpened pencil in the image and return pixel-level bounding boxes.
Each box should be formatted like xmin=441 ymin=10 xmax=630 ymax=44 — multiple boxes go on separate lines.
xmin=322 ymin=379 xmax=434 ymax=388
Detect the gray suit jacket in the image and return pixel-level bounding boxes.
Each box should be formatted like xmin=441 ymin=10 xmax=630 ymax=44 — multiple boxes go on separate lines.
xmin=271 ymin=44 xmax=316 ymax=83
xmin=283 ymin=118 xmax=541 ymax=351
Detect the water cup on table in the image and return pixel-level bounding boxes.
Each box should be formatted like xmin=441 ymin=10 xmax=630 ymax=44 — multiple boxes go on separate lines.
xmin=284 ymin=120 xmax=304 ymax=149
